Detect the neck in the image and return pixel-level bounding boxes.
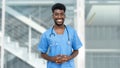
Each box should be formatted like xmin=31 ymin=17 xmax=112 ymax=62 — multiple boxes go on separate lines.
xmin=53 ymin=24 xmax=65 ymax=34
xmin=54 ymin=24 xmax=65 ymax=29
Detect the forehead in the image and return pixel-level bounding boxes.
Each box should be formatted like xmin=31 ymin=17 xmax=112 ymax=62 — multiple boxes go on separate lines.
xmin=53 ymin=9 xmax=65 ymax=13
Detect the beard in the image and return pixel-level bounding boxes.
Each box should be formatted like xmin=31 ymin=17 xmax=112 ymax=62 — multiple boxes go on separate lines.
xmin=55 ymin=22 xmax=63 ymax=26
xmin=54 ymin=19 xmax=64 ymax=26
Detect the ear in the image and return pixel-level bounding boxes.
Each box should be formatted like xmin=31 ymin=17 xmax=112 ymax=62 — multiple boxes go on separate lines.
xmin=52 ymin=14 xmax=54 ymax=19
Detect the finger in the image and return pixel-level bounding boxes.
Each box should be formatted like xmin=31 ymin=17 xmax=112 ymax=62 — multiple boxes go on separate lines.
xmin=56 ymin=60 xmax=63 ymax=64
xmin=56 ymin=60 xmax=58 ymax=63
xmin=56 ymin=56 xmax=61 ymax=60
xmin=63 ymin=57 xmax=68 ymax=61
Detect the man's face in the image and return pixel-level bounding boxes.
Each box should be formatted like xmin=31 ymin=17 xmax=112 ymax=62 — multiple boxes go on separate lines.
xmin=52 ymin=9 xmax=65 ymax=26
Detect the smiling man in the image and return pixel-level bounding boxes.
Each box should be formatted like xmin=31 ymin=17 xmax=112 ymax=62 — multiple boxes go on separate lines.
xmin=38 ymin=3 xmax=82 ymax=68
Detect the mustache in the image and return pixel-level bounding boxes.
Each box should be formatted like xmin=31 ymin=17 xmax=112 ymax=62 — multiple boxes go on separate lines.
xmin=55 ymin=18 xmax=64 ymax=20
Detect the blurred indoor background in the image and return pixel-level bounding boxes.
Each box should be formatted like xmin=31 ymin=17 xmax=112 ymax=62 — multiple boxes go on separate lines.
xmin=0 ymin=0 xmax=120 ymax=68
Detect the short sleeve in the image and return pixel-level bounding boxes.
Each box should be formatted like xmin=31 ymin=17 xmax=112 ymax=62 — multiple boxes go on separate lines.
xmin=38 ymin=34 xmax=49 ymax=53
xmin=72 ymin=30 xmax=82 ymax=50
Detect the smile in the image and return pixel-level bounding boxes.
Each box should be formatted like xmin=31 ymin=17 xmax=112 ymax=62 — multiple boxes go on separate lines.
xmin=56 ymin=19 xmax=63 ymax=22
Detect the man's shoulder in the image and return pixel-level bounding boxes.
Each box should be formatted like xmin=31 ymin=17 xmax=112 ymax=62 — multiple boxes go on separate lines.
xmin=66 ymin=25 xmax=75 ymax=32
xmin=45 ymin=27 xmax=52 ymax=33
xmin=42 ymin=27 xmax=52 ymax=36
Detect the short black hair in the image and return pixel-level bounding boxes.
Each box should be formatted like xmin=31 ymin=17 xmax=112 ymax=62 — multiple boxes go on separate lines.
xmin=52 ymin=3 xmax=66 ymax=13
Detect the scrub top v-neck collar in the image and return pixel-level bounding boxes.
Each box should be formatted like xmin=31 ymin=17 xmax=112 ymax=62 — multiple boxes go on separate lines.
xmin=53 ymin=27 xmax=66 ymax=36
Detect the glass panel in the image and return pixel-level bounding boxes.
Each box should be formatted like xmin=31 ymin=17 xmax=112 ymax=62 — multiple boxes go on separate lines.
xmin=85 ymin=0 xmax=120 ymax=68
xmin=4 ymin=12 xmax=31 ymax=68
xmin=86 ymin=52 xmax=120 ymax=68
xmin=85 ymin=1 xmax=120 ymax=49
xmin=0 ymin=1 xmax=2 ymax=66
xmin=4 ymin=50 xmax=33 ymax=68
xmin=0 ymin=1 xmax=1 ymax=30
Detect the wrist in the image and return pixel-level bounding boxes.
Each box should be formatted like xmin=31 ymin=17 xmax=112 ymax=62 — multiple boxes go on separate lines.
xmin=50 ymin=57 xmax=55 ymax=62
xmin=68 ymin=56 xmax=72 ymax=60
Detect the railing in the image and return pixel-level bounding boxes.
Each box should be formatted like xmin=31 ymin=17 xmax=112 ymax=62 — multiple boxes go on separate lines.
xmin=5 ymin=12 xmax=42 ymax=58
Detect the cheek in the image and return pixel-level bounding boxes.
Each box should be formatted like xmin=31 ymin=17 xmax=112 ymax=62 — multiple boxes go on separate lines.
xmin=52 ymin=15 xmax=55 ymax=19
xmin=52 ymin=16 xmax=57 ymax=20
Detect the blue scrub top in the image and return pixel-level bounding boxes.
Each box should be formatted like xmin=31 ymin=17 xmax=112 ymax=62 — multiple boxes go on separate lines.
xmin=38 ymin=25 xmax=82 ymax=68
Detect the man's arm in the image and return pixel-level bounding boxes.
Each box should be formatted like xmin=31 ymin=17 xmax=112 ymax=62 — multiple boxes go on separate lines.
xmin=41 ymin=50 xmax=79 ymax=64
xmin=69 ymin=50 xmax=79 ymax=60
xmin=60 ymin=50 xmax=79 ymax=63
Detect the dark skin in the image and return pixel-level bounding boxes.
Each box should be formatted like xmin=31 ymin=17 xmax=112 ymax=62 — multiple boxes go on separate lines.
xmin=41 ymin=9 xmax=79 ymax=64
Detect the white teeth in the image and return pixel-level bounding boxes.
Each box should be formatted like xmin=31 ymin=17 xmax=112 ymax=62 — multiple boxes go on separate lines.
xmin=57 ymin=19 xmax=62 ymax=22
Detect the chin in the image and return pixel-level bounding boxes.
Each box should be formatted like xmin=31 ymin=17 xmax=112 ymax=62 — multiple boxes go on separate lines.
xmin=55 ymin=22 xmax=64 ymax=26
xmin=56 ymin=24 xmax=63 ymax=26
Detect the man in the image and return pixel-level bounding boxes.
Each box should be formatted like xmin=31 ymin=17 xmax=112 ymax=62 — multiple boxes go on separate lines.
xmin=38 ymin=3 xmax=82 ymax=68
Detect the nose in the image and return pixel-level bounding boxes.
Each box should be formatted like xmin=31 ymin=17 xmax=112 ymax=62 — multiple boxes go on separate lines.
xmin=58 ymin=14 xmax=63 ymax=18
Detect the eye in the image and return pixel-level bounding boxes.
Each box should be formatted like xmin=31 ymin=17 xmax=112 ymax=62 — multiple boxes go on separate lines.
xmin=53 ymin=13 xmax=65 ymax=17
xmin=61 ymin=13 xmax=65 ymax=16
xmin=54 ymin=13 xmax=59 ymax=16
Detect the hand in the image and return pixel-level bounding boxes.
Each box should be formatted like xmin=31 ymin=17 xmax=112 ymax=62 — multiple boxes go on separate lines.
xmin=50 ymin=55 xmax=62 ymax=64
xmin=54 ymin=55 xmax=70 ymax=64
xmin=60 ymin=55 xmax=70 ymax=63
xmin=55 ymin=55 xmax=62 ymax=64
